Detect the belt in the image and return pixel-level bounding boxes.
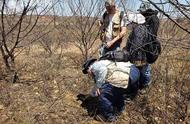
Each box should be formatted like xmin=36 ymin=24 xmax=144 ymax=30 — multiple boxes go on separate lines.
xmin=133 ymin=61 xmax=147 ymax=66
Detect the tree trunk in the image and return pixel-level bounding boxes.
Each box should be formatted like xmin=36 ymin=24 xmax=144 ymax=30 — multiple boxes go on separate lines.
xmin=0 ymin=46 xmax=18 ymax=83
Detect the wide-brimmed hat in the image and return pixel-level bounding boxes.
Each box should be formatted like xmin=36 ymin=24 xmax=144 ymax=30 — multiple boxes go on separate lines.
xmin=82 ymin=58 xmax=97 ymax=74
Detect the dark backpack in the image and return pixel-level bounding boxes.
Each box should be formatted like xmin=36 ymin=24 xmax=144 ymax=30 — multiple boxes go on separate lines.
xmin=145 ymin=32 xmax=161 ymax=64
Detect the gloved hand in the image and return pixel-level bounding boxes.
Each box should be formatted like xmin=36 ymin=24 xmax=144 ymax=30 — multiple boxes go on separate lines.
xmin=113 ymin=50 xmax=127 ymax=62
xmin=99 ymin=43 xmax=109 ymax=57
xmin=99 ymin=51 xmax=114 ymax=60
xmin=99 ymin=50 xmax=130 ymax=62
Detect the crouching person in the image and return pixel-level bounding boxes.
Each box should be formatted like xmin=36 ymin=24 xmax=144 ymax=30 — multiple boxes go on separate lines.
xmin=82 ymin=58 xmax=139 ymax=122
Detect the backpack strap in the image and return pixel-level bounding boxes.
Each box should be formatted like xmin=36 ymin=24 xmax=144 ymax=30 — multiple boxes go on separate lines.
xmin=103 ymin=11 xmax=108 ymax=20
xmin=119 ymin=11 xmax=124 ymax=24
xmin=119 ymin=11 xmax=124 ymax=33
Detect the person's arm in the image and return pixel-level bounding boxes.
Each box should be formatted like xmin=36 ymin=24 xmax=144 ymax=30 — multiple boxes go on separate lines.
xmin=106 ymin=26 xmax=127 ymax=48
xmin=106 ymin=13 xmax=128 ymax=48
xmin=92 ymin=63 xmax=107 ymax=88
xmin=90 ymin=62 xmax=108 ymax=96
xmin=99 ymin=12 xmax=107 ymax=32
xmin=99 ymin=19 xmax=104 ymax=32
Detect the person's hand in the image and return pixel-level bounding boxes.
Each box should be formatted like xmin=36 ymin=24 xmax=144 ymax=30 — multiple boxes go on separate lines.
xmin=99 ymin=51 xmax=114 ymax=60
xmin=95 ymin=88 xmax=100 ymax=96
xmin=99 ymin=50 xmax=130 ymax=62
xmin=106 ymin=41 xmax=113 ymax=48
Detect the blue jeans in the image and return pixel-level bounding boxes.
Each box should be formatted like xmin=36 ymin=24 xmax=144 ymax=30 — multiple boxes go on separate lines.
xmin=98 ymin=83 xmax=126 ymax=119
xmin=137 ymin=64 xmax=151 ymax=88
xmin=125 ymin=65 xmax=140 ymax=97
xmin=129 ymin=65 xmax=140 ymax=84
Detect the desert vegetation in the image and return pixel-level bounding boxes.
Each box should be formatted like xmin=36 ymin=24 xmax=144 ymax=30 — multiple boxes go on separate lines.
xmin=0 ymin=0 xmax=189 ymax=123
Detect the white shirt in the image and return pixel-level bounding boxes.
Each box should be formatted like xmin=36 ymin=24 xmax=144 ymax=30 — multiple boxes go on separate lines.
xmin=106 ymin=15 xmax=114 ymax=41
xmin=103 ymin=13 xmax=130 ymax=41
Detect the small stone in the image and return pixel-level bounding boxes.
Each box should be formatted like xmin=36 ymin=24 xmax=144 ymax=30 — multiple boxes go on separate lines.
xmin=53 ymin=80 xmax=57 ymax=84
xmin=33 ymin=87 xmax=38 ymax=90
xmin=54 ymin=90 xmax=59 ymax=93
xmin=167 ymin=105 xmax=172 ymax=108
xmin=157 ymin=106 xmax=161 ymax=110
xmin=0 ymin=105 xmax=4 ymax=110
xmin=35 ymin=92 xmax=40 ymax=95
xmin=13 ymin=84 xmax=20 ymax=88
xmin=0 ymin=114 xmax=9 ymax=122
xmin=155 ymin=117 xmax=159 ymax=121
xmin=158 ymin=89 xmax=162 ymax=92
xmin=53 ymin=96 xmax=58 ymax=99
xmin=170 ymin=94 xmax=175 ymax=98
xmin=51 ymin=114 xmax=58 ymax=118
xmin=187 ymin=104 xmax=190 ymax=115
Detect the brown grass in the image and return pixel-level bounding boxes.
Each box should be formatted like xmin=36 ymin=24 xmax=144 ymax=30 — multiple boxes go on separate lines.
xmin=0 ymin=25 xmax=190 ymax=123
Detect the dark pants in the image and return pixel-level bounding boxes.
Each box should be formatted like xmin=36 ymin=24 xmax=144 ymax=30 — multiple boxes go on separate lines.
xmin=98 ymin=83 xmax=126 ymax=119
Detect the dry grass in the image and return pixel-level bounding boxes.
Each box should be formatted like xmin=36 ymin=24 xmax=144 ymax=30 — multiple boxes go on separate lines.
xmin=0 ymin=38 xmax=190 ymax=124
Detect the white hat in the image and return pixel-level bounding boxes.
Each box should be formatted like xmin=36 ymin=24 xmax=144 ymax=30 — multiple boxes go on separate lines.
xmin=138 ymin=1 xmax=151 ymax=12
xmin=127 ymin=13 xmax=145 ymax=24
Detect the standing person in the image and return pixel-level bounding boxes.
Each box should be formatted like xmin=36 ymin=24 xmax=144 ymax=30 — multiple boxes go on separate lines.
xmin=82 ymin=58 xmax=140 ymax=122
xmin=127 ymin=3 xmax=160 ymax=89
xmin=99 ymin=0 xmax=128 ymax=57
xmin=125 ymin=13 xmax=150 ymax=90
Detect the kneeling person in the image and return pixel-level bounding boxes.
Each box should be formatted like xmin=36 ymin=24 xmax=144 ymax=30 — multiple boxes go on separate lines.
xmin=82 ymin=58 xmax=139 ymax=122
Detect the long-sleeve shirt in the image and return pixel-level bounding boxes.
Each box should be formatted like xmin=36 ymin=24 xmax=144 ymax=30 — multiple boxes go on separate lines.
xmin=90 ymin=60 xmax=133 ymax=89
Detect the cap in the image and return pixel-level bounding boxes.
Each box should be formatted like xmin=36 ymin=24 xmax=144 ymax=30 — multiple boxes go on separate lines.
xmin=137 ymin=1 xmax=151 ymax=12
xmin=140 ymin=9 xmax=158 ymax=17
xmin=82 ymin=58 xmax=97 ymax=74
xmin=105 ymin=0 xmax=115 ymax=7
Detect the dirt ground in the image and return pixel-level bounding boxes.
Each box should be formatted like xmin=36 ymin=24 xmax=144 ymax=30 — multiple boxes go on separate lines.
xmin=0 ymin=44 xmax=189 ymax=124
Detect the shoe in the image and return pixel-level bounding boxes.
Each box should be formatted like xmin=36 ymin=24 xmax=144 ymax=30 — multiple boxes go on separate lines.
xmin=115 ymin=110 xmax=123 ymax=116
xmin=125 ymin=97 xmax=133 ymax=104
xmin=139 ymin=86 xmax=151 ymax=95
xmin=107 ymin=116 xmax=116 ymax=122
xmin=139 ymin=80 xmax=152 ymax=90
xmin=139 ymin=89 xmax=147 ymax=95
xmin=124 ymin=91 xmax=138 ymax=101
xmin=94 ymin=114 xmax=106 ymax=122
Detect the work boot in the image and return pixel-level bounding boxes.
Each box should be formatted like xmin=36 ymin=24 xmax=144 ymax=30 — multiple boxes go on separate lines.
xmin=107 ymin=116 xmax=116 ymax=122
xmin=139 ymin=88 xmax=147 ymax=95
xmin=139 ymin=80 xmax=152 ymax=90
xmin=94 ymin=114 xmax=106 ymax=122
xmin=139 ymin=84 xmax=150 ymax=95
